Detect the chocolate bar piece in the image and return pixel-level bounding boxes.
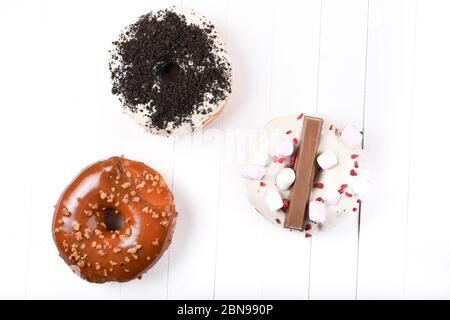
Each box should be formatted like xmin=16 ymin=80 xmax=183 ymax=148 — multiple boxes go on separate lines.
xmin=284 ymin=116 xmax=323 ymax=230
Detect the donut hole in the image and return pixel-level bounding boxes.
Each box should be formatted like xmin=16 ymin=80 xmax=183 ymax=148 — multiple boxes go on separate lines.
xmin=160 ymin=62 xmax=182 ymax=82
xmin=103 ymin=208 xmax=124 ymax=232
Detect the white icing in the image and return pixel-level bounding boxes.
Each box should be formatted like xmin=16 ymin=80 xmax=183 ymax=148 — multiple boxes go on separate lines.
xmin=244 ymin=114 xmax=370 ymax=233
xmin=110 ymin=7 xmax=232 ymax=136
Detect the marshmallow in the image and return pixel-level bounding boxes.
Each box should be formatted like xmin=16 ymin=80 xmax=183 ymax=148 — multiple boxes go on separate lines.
xmin=251 ymin=151 xmax=269 ymax=167
xmin=276 ymin=168 xmax=296 ymax=190
xmin=352 ymin=180 xmax=370 ymax=195
xmin=264 ymin=190 xmax=284 ymax=212
xmin=321 ymin=189 xmax=341 ymax=205
xmin=241 ymin=165 xmax=265 ymax=180
xmin=276 ymin=139 xmax=294 ymax=157
xmin=317 ymin=152 xmax=338 ymax=170
xmin=308 ymin=201 xmax=326 ymax=224
xmin=340 ymin=124 xmax=363 ymax=149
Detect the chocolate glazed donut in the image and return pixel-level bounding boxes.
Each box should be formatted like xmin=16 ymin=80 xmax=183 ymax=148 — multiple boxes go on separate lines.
xmin=52 ymin=157 xmax=177 ymax=283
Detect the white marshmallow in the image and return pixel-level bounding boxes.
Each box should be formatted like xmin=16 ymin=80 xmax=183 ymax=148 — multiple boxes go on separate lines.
xmin=241 ymin=165 xmax=265 ymax=180
xmin=321 ymin=189 xmax=341 ymax=205
xmin=264 ymin=190 xmax=284 ymax=212
xmin=251 ymin=151 xmax=269 ymax=167
xmin=352 ymin=180 xmax=370 ymax=195
xmin=276 ymin=139 xmax=294 ymax=157
xmin=308 ymin=201 xmax=326 ymax=224
xmin=275 ymin=168 xmax=296 ymax=190
xmin=341 ymin=124 xmax=363 ymax=149
xmin=317 ymin=152 xmax=338 ymax=170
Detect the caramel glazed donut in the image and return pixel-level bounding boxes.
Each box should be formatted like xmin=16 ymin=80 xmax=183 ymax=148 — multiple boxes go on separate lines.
xmin=242 ymin=114 xmax=370 ymax=234
xmin=109 ymin=7 xmax=232 ymax=136
xmin=52 ymin=157 xmax=177 ymax=283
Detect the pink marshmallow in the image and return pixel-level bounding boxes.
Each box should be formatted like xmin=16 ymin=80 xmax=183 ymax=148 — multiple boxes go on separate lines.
xmin=276 ymin=139 xmax=294 ymax=157
xmin=341 ymin=124 xmax=363 ymax=149
xmin=322 ymin=189 xmax=341 ymax=205
xmin=241 ymin=165 xmax=265 ymax=180
xmin=309 ymin=201 xmax=326 ymax=224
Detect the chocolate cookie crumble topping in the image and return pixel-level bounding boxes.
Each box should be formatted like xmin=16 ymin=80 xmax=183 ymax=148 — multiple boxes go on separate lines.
xmin=110 ymin=8 xmax=232 ymax=135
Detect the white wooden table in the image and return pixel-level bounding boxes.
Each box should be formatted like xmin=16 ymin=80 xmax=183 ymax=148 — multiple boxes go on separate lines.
xmin=1 ymin=0 xmax=449 ymax=300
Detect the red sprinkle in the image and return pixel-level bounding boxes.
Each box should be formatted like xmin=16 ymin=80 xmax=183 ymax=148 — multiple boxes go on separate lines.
xmin=305 ymin=224 xmax=312 ymax=231
xmin=292 ymin=138 xmax=298 ymax=144
xmin=329 ymin=124 xmax=334 ymax=131
xmin=345 ymin=192 xmax=353 ymax=198
xmin=313 ymin=182 xmax=324 ymax=189
xmin=338 ymin=184 xmax=348 ymax=194
xmin=297 ymin=113 xmax=304 ymax=120
xmin=351 ymin=154 xmax=359 ymax=159
xmin=354 ymin=161 xmax=359 ymax=168
xmin=275 ymin=218 xmax=281 ymax=224
xmin=286 ymin=130 xmax=292 ymax=135
xmin=278 ymin=157 xmax=286 ymax=163
xmin=282 ymin=199 xmax=290 ymax=209
xmin=305 ymin=233 xmax=312 ymax=238
xmin=350 ymin=169 xmax=358 ymax=176
xmin=260 ymin=181 xmax=266 ymax=187
xmin=290 ymin=154 xmax=297 ymax=165
xmin=352 ymin=208 xmax=358 ymax=212
xmin=315 ymin=197 xmax=324 ymax=202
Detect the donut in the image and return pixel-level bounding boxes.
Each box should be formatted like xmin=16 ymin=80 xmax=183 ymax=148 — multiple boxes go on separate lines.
xmin=52 ymin=157 xmax=177 ymax=283
xmin=242 ymin=114 xmax=370 ymax=234
xmin=109 ymin=7 xmax=232 ymax=136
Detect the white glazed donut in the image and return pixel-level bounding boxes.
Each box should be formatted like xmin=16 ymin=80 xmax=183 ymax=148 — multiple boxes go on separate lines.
xmin=243 ymin=114 xmax=370 ymax=234
xmin=110 ymin=7 xmax=232 ymax=136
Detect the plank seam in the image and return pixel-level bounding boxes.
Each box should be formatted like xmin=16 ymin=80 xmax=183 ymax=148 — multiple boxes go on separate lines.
xmin=213 ymin=0 xmax=230 ymax=299
xmin=165 ymin=0 xmax=183 ymax=301
xmin=260 ymin=2 xmax=277 ymax=300
xmin=402 ymin=0 xmax=418 ymax=299
xmin=314 ymin=0 xmax=324 ymax=114
xmin=355 ymin=0 xmax=371 ymax=300
xmin=309 ymin=0 xmax=323 ymax=299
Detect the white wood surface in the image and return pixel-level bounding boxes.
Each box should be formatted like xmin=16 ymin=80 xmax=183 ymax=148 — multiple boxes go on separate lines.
xmin=1 ymin=0 xmax=450 ymax=299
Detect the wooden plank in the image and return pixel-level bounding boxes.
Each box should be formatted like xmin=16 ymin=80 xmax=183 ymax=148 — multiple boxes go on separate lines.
xmin=309 ymin=0 xmax=369 ymax=300
xmin=212 ymin=0 xmax=275 ymax=299
xmin=167 ymin=0 xmax=229 ymax=299
xmin=404 ymin=0 xmax=450 ymax=299
xmin=261 ymin=0 xmax=321 ymax=299
xmin=116 ymin=0 xmax=181 ymax=301
xmin=0 ymin=0 xmax=38 ymax=299
xmin=357 ymin=0 xmax=417 ymax=299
